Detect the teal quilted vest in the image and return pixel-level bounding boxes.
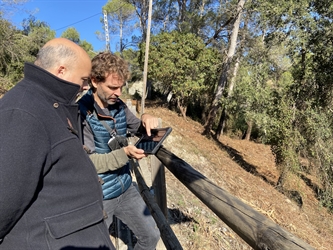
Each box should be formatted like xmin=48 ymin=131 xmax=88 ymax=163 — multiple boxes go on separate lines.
xmin=79 ymin=90 xmax=132 ymax=200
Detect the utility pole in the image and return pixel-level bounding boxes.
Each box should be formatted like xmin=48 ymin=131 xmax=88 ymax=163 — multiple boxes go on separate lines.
xmin=104 ymin=10 xmax=110 ymax=51
xmin=141 ymin=0 xmax=152 ymax=114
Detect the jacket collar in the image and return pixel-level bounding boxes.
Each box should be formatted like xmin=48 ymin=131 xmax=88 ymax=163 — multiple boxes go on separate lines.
xmin=24 ymin=62 xmax=80 ymax=104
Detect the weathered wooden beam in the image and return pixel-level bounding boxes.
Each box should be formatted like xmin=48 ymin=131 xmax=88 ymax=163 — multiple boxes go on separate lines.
xmin=130 ymin=159 xmax=183 ymax=250
xmin=156 ymin=147 xmax=315 ymax=250
xmin=151 ymin=155 xmax=168 ymax=218
xmin=151 ymin=120 xmax=168 ymax=218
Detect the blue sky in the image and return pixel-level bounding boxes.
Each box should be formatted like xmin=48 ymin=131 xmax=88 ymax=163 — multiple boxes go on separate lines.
xmin=10 ymin=0 xmax=113 ymax=52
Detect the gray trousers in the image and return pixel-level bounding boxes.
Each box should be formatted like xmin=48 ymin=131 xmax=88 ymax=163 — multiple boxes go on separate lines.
xmin=103 ymin=184 xmax=160 ymax=250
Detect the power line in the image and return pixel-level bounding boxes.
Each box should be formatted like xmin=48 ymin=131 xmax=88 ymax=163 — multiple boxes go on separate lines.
xmin=55 ymin=12 xmax=102 ymax=31
xmin=54 ymin=2 xmax=130 ymax=32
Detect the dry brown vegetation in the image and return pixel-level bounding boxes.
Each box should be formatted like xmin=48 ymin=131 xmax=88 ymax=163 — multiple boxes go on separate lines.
xmin=143 ymin=101 xmax=333 ymax=250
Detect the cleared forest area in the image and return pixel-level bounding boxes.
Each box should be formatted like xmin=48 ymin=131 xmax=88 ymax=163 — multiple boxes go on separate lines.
xmin=144 ymin=104 xmax=333 ymax=250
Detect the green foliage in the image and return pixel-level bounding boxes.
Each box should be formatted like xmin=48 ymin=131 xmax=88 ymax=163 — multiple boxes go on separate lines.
xmin=0 ymin=18 xmax=22 ymax=81
xmin=228 ymin=36 xmax=303 ymax=176
xmin=0 ymin=14 xmax=56 ymax=91
xmin=61 ymin=27 xmax=80 ymax=44
xmin=80 ymin=40 xmax=96 ymax=58
xmin=103 ymin=0 xmax=135 ymax=19
xmin=295 ymin=105 xmax=333 ymax=211
xmin=21 ymin=16 xmax=55 ymax=57
xmin=233 ymin=1 xmax=333 ymax=210
xmin=103 ymin=0 xmax=136 ymax=52
xmin=140 ymin=31 xmax=220 ymax=117
xmin=288 ymin=2 xmax=333 ymax=210
xmin=152 ymin=0 xmax=233 ymax=45
xmin=61 ymin=27 xmax=95 ymax=57
xmin=120 ymin=48 xmax=141 ymax=81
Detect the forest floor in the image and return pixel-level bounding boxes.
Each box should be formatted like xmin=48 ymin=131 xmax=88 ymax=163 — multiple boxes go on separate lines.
xmin=141 ymin=100 xmax=333 ymax=250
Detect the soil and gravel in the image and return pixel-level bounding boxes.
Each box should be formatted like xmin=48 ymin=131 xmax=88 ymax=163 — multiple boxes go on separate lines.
xmin=142 ymin=101 xmax=333 ymax=250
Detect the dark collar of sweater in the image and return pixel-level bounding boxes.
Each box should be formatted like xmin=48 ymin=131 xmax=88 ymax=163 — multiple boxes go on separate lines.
xmin=24 ymin=62 xmax=80 ymax=104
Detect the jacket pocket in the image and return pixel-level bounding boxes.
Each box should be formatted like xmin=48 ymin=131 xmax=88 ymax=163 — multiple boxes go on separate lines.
xmin=44 ymin=200 xmax=103 ymax=239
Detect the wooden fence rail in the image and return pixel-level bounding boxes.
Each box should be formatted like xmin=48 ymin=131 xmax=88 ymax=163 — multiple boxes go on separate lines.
xmin=154 ymin=147 xmax=315 ymax=250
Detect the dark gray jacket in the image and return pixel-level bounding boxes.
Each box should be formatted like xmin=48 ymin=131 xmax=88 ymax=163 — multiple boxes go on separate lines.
xmin=0 ymin=63 xmax=113 ymax=249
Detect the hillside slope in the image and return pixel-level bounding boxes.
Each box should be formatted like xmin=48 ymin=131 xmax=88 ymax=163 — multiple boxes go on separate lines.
xmin=144 ymin=103 xmax=333 ymax=250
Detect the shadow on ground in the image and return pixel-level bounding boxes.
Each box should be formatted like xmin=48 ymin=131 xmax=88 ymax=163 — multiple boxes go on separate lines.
xmin=213 ymin=136 xmax=305 ymax=207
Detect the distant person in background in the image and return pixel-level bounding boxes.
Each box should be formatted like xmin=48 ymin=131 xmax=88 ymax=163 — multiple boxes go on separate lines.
xmin=78 ymin=51 xmax=160 ymax=250
xmin=0 ymin=38 xmax=115 ymax=250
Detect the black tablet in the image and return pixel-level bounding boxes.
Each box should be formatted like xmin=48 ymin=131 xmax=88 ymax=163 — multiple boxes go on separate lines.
xmin=135 ymin=127 xmax=172 ymax=154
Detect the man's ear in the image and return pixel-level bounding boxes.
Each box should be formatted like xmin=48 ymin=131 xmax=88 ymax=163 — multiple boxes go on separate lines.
xmin=55 ymin=66 xmax=66 ymax=78
xmin=90 ymin=77 xmax=98 ymax=89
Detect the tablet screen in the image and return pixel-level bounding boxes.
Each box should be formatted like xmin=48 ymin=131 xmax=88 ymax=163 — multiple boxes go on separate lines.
xmin=135 ymin=127 xmax=172 ymax=154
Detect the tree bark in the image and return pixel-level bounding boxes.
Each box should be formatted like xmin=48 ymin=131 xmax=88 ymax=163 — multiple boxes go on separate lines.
xmin=177 ymin=97 xmax=187 ymax=120
xmin=128 ymin=0 xmax=148 ymax=41
xmin=216 ymin=107 xmax=226 ymax=140
xmin=176 ymin=0 xmax=187 ymax=30
xmin=244 ymin=120 xmax=252 ymax=141
xmin=215 ymin=57 xmax=241 ymax=139
xmin=203 ymin=0 xmax=246 ymax=137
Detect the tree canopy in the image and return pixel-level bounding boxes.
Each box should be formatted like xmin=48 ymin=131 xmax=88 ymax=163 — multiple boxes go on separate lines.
xmin=142 ymin=31 xmax=221 ymax=119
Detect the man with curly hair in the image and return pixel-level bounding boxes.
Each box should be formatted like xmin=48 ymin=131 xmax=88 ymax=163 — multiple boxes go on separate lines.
xmin=78 ymin=52 xmax=160 ymax=250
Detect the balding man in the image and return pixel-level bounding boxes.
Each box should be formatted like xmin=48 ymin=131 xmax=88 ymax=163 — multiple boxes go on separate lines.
xmin=0 ymin=38 xmax=115 ymax=249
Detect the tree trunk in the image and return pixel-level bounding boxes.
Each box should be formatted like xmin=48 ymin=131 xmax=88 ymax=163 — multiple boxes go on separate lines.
xmin=215 ymin=57 xmax=241 ymax=139
xmin=128 ymin=0 xmax=148 ymax=41
xmin=176 ymin=0 xmax=187 ymax=30
xmin=203 ymin=0 xmax=245 ymax=137
xmin=177 ymin=97 xmax=187 ymax=120
xmin=216 ymin=107 xmax=226 ymax=140
xmin=244 ymin=120 xmax=252 ymax=141
xmin=140 ymin=0 xmax=152 ymax=114
xmin=200 ymin=93 xmax=211 ymax=124
xmin=228 ymin=56 xmax=240 ymax=96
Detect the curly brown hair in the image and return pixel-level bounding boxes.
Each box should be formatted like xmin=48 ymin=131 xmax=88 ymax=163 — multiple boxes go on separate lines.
xmin=90 ymin=52 xmax=130 ymax=83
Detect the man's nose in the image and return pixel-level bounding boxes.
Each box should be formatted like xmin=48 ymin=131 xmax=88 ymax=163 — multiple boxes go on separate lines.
xmin=114 ymin=88 xmax=122 ymax=96
xmin=82 ymin=84 xmax=90 ymax=91
xmin=82 ymin=81 xmax=90 ymax=91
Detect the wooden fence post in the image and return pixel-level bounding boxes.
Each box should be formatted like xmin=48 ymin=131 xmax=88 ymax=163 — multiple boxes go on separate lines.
xmin=151 ymin=156 xmax=168 ymax=218
xmin=151 ymin=118 xmax=168 ymax=218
